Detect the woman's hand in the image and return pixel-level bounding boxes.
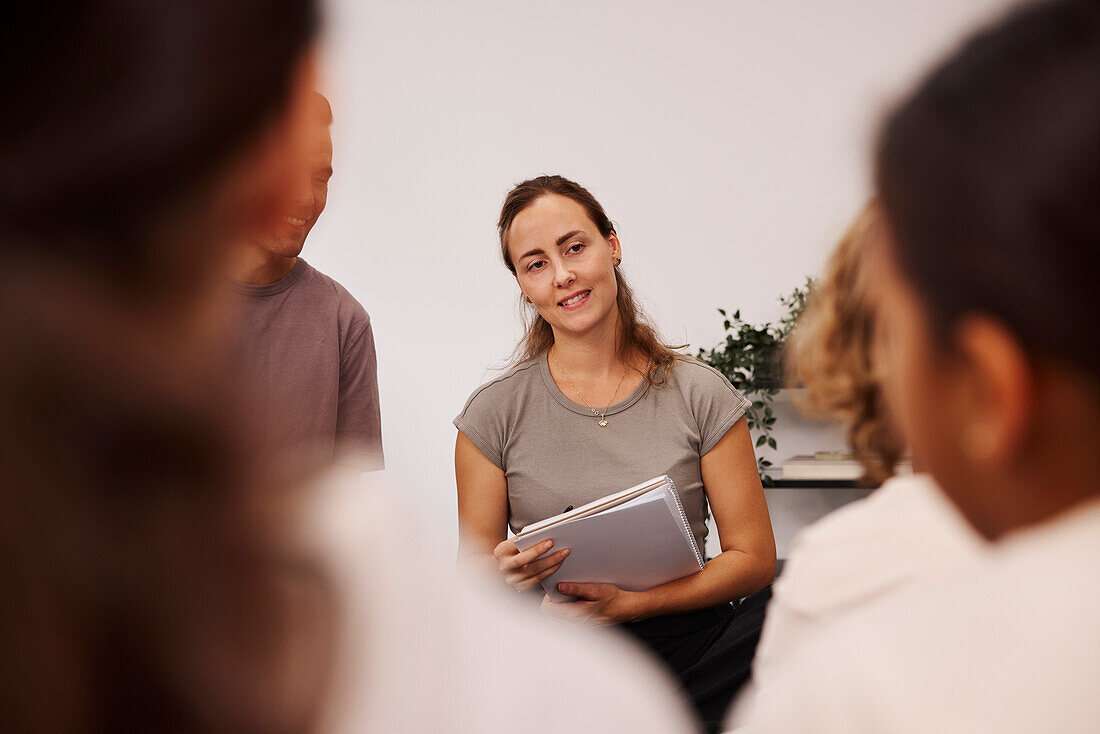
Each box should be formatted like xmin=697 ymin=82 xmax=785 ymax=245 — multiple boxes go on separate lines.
xmin=541 ymin=582 xmax=646 ymax=625
xmin=492 ymin=538 xmax=570 ymax=592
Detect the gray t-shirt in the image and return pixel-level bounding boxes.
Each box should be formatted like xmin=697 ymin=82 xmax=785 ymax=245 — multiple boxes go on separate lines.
xmin=454 ymin=352 xmax=750 ymax=550
xmin=234 ymin=258 xmax=383 ymax=470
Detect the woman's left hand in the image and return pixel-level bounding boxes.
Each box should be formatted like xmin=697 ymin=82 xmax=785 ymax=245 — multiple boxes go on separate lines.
xmin=540 ymin=582 xmax=646 ymax=625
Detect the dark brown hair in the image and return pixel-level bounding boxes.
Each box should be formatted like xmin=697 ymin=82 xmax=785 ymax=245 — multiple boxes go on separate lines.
xmin=0 ymin=2 xmax=331 ymax=732
xmin=2 ymin=0 xmax=318 ymax=293
xmin=498 ymin=175 xmax=681 ymax=383
xmin=786 ymin=202 xmax=903 ymax=485
xmin=876 ymin=0 xmax=1100 ymax=378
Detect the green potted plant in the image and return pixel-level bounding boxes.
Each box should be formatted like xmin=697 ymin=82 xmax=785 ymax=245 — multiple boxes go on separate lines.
xmin=696 ymin=278 xmax=814 ymax=485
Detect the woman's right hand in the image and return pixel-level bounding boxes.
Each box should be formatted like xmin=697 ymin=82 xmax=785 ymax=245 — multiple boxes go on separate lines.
xmin=492 ymin=538 xmax=569 ymax=592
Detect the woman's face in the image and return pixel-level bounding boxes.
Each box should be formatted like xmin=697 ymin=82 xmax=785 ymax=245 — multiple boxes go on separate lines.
xmin=507 ymin=194 xmax=621 ymax=341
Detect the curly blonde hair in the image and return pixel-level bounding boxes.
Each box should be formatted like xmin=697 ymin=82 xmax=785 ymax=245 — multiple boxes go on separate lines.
xmin=785 ymin=201 xmax=903 ymax=485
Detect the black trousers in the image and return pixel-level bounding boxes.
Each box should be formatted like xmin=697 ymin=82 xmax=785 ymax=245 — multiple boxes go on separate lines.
xmin=621 ymin=586 xmax=772 ymax=734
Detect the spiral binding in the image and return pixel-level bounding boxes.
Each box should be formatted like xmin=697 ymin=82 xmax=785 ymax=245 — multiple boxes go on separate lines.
xmin=664 ymin=476 xmax=705 ymax=569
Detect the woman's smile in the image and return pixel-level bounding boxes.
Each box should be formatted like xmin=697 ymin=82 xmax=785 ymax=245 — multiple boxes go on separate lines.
xmin=558 ymin=289 xmax=592 ymax=310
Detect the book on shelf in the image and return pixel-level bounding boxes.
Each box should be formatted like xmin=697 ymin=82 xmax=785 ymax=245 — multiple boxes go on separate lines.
xmin=781 ymin=453 xmax=865 ymax=480
xmin=780 ymin=453 xmax=913 ymax=481
xmin=512 ymin=475 xmax=704 ymax=602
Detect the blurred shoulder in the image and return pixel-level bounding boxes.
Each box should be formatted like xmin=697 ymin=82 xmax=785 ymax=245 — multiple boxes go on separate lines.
xmin=740 ymin=498 xmax=1100 ymax=732
xmin=776 ymin=474 xmax=984 ymax=618
xmin=310 ymin=470 xmax=697 ymax=734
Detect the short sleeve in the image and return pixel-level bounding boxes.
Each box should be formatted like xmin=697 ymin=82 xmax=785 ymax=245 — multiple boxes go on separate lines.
xmin=679 ymin=359 xmax=752 ymax=455
xmin=337 ymin=316 xmax=384 ymax=471
xmin=453 ymin=383 xmax=508 ymax=470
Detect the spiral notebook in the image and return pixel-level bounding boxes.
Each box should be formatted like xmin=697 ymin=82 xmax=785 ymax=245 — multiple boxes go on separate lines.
xmin=512 ymin=475 xmax=705 ymax=602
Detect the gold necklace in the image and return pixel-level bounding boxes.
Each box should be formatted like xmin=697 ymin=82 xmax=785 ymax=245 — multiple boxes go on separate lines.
xmin=553 ymin=357 xmax=627 ymax=427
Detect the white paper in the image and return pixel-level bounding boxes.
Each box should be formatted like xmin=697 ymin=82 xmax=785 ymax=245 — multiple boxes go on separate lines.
xmin=513 ymin=476 xmax=704 ymax=602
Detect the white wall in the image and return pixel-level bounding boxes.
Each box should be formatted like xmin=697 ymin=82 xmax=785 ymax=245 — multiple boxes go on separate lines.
xmin=306 ymin=0 xmax=1015 ymax=545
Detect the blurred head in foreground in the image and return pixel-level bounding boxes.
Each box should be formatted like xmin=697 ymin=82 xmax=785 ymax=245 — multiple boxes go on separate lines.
xmin=871 ymin=0 xmax=1100 ymax=539
xmin=0 ymin=1 xmax=331 ymax=732
xmin=786 ymin=201 xmax=904 ymax=485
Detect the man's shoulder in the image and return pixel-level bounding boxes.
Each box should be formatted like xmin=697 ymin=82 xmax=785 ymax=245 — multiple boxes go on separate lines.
xmin=296 ymin=260 xmax=372 ymax=332
xmin=297 ymin=260 xmax=367 ymax=309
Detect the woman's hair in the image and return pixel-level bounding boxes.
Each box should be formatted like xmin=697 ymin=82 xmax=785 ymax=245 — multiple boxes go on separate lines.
xmin=498 ymin=175 xmax=681 ymax=383
xmin=876 ymin=0 xmax=1100 ymax=378
xmin=0 ymin=2 xmax=330 ymax=732
xmin=786 ymin=202 xmax=903 ymax=485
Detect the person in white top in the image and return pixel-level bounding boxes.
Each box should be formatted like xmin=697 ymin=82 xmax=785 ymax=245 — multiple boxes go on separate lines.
xmin=752 ymin=474 xmax=980 ymax=667
xmin=727 ymin=204 xmax=985 ymax=727
xmin=740 ymin=499 xmax=1100 ymax=733
xmin=311 ymin=470 xmax=698 ymax=734
xmin=734 ymin=0 xmax=1100 ymax=730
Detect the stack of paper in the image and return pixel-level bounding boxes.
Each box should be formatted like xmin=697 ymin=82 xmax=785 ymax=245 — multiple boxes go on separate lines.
xmin=513 ymin=475 xmax=704 ymax=602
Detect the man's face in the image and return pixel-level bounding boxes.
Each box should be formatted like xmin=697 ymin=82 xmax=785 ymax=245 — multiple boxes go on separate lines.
xmin=252 ymin=107 xmax=333 ymax=259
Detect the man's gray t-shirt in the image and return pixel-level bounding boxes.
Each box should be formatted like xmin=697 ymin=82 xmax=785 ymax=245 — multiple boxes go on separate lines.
xmin=454 ymin=353 xmax=750 ymax=550
xmin=235 ymin=258 xmax=383 ymax=470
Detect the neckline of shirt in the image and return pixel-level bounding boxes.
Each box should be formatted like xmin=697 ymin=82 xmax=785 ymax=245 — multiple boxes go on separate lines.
xmin=998 ymin=493 xmax=1100 ymax=553
xmin=537 ymin=350 xmax=652 ymax=418
xmin=232 ymin=257 xmax=310 ymax=297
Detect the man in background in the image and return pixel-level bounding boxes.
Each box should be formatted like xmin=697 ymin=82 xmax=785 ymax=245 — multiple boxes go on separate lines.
xmin=233 ymin=93 xmax=383 ymax=471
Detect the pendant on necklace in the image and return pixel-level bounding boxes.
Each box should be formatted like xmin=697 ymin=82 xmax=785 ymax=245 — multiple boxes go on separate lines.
xmin=598 ymin=418 xmax=608 ymax=427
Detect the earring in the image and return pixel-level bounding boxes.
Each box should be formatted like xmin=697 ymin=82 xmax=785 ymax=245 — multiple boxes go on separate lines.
xmin=960 ymin=422 xmax=997 ymax=461
xmin=613 ymin=256 xmax=621 ymax=266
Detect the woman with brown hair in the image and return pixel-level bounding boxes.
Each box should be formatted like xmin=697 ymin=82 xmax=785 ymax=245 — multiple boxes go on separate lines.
xmin=455 ymin=174 xmax=776 ymax=732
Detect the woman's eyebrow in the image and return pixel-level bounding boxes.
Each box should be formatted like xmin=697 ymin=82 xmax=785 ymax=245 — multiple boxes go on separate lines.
xmin=519 ymin=230 xmax=586 ymax=261
xmin=555 ymin=229 xmax=583 ymax=247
